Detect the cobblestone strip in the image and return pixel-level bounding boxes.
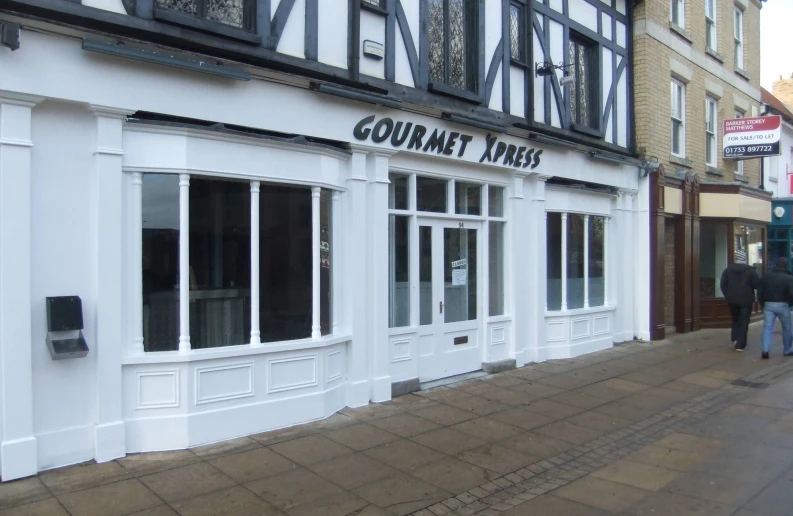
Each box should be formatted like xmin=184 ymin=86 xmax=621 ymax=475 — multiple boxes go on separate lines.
xmin=410 ymin=357 xmax=793 ymax=516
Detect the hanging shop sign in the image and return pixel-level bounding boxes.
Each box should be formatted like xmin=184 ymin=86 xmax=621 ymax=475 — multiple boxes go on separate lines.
xmin=352 ymin=115 xmax=543 ymax=170
xmin=723 ymin=115 xmax=781 ymax=159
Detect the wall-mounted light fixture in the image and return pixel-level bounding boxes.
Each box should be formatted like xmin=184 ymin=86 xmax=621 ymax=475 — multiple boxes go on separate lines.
xmin=535 ymin=60 xmax=575 ymax=86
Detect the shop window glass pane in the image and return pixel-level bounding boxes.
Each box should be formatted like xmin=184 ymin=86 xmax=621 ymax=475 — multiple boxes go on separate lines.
xmin=700 ymin=221 xmax=728 ymax=298
xmin=389 ymin=215 xmax=410 ymax=328
xmin=445 ymin=227 xmax=477 ymax=322
xmin=389 ymin=174 xmax=409 ymax=210
xmin=417 ymin=176 xmax=448 ymax=213
xmin=320 ymin=189 xmax=332 ymax=335
xmin=488 ymin=186 xmax=504 ymax=217
xmin=420 ymin=225 xmax=433 ymax=325
xmin=455 ymin=182 xmax=481 ymax=215
xmin=735 ymin=223 xmax=763 ymax=276
xmin=188 ymin=178 xmax=252 ymax=349
xmin=588 ymin=216 xmax=605 ymax=307
xmin=259 ymin=184 xmax=312 ymax=342
xmin=770 ymin=240 xmax=787 ymax=270
xmin=567 ymin=214 xmax=585 ymax=309
xmin=489 ymin=221 xmax=505 ymax=316
xmin=546 ymin=213 xmax=562 ymax=311
xmin=142 ymin=174 xmax=180 ymax=352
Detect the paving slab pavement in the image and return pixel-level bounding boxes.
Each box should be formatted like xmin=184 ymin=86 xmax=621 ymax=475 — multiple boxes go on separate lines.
xmin=4 ymin=323 xmax=793 ymax=515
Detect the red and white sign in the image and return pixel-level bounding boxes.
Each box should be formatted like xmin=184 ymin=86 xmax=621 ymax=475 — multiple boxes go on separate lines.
xmin=723 ymin=115 xmax=781 ymax=159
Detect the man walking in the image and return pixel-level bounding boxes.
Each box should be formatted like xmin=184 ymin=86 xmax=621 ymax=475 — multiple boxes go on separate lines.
xmin=720 ymin=250 xmax=760 ymax=351
xmin=757 ymin=257 xmax=793 ymax=359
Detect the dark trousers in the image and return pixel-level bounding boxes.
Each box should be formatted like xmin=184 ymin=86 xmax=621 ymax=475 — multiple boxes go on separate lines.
xmin=729 ymin=303 xmax=752 ymax=349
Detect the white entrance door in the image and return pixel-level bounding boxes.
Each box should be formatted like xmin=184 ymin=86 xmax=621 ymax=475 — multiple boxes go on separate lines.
xmin=417 ymin=219 xmax=482 ymax=382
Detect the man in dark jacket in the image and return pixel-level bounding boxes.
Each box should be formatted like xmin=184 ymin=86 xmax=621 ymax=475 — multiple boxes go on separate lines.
xmin=757 ymin=257 xmax=793 ymax=359
xmin=720 ymin=250 xmax=760 ymax=351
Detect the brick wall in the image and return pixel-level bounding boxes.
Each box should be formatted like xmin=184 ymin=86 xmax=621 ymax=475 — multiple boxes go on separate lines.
xmin=772 ymin=74 xmax=793 ymax=110
xmin=634 ymin=0 xmax=763 ymax=186
xmin=664 ymin=220 xmax=676 ymax=329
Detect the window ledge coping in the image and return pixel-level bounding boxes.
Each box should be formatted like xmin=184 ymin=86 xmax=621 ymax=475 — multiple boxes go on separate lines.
xmin=360 ymin=1 xmax=388 ymax=16
xmin=670 ymin=154 xmax=693 ymax=168
xmin=668 ymin=22 xmax=693 ymax=44
xmin=706 ymin=166 xmax=724 ymax=176
xmin=153 ymin=8 xmax=261 ymax=45
xmin=122 ymin=334 xmax=351 ymax=364
xmin=735 ymin=68 xmax=751 ymax=81
xmin=734 ymin=172 xmax=749 ymax=183
xmin=428 ymin=82 xmax=482 ymax=104
xmin=571 ymin=123 xmax=604 ymax=139
xmin=706 ymin=48 xmax=724 ymax=63
xmin=545 ymin=305 xmax=616 ymax=317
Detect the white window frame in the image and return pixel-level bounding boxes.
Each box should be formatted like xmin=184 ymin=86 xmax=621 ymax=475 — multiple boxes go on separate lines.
xmin=670 ymin=0 xmax=685 ymax=28
xmin=734 ymin=7 xmax=744 ymax=70
xmin=734 ymin=110 xmax=744 ymax=175
xmin=705 ymin=0 xmax=717 ymax=51
xmin=706 ymin=96 xmax=718 ymax=167
xmin=671 ymin=80 xmax=686 ymax=158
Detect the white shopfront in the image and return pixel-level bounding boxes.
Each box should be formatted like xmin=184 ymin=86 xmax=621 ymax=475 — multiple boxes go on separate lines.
xmin=0 ymin=28 xmax=647 ymax=480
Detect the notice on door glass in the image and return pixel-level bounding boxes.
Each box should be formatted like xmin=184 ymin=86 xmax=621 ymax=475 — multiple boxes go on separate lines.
xmin=452 ymin=269 xmax=467 ymax=286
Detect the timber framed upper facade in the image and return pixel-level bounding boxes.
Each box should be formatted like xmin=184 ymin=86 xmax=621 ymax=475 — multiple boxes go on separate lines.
xmin=0 ymin=0 xmax=634 ymax=154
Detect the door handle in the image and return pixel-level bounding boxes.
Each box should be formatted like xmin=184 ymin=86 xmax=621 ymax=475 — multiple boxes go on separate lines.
xmin=439 ymin=301 xmax=444 ymax=314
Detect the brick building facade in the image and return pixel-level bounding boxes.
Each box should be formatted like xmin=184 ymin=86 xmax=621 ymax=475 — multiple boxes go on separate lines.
xmin=634 ymin=0 xmax=771 ymax=338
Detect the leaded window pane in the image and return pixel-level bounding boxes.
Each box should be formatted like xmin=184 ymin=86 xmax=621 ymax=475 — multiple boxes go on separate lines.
xmin=568 ymin=41 xmax=577 ymax=125
xmin=510 ymin=4 xmax=522 ymax=61
xmin=157 ymin=0 xmax=198 ymax=16
xmin=207 ymin=0 xmax=244 ymax=27
xmin=429 ymin=0 xmax=445 ymax=84
xmin=568 ymin=36 xmax=595 ymax=128
xmin=577 ymin=43 xmax=589 ymax=126
xmin=449 ymin=0 xmax=467 ymax=90
xmin=362 ymin=0 xmax=382 ymax=6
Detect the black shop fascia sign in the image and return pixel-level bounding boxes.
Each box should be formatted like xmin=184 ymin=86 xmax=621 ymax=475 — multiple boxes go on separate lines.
xmin=353 ymin=115 xmax=543 ymax=170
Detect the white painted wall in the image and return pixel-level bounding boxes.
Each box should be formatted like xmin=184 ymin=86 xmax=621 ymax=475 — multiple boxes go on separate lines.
xmin=318 ymin=0 xmax=348 ymax=69
xmin=276 ymin=0 xmax=306 ymax=59
xmin=763 ymin=120 xmax=793 ymax=197
xmin=359 ymin=10 xmax=385 ymax=79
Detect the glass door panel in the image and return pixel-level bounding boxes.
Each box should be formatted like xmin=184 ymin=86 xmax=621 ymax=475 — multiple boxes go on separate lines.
xmin=419 ymin=225 xmax=433 ymax=326
xmin=443 ymin=228 xmax=477 ymax=323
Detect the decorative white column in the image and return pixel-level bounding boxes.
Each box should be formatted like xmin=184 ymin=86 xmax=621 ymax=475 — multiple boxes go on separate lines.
xmin=584 ymin=214 xmax=590 ymax=309
xmin=332 ymin=190 xmax=342 ymax=335
xmin=527 ymin=174 xmax=551 ymax=364
xmin=311 ymin=186 xmax=322 ymax=339
xmin=345 ymin=149 xmax=370 ymax=407
xmin=250 ymin=181 xmax=261 ymax=345
xmin=367 ymin=151 xmax=395 ymax=402
xmin=506 ymin=173 xmax=529 ymax=366
xmin=604 ymin=217 xmax=610 ymax=306
xmin=130 ymin=172 xmax=144 ymax=353
xmin=561 ymin=212 xmax=568 ymax=311
xmin=0 ymin=92 xmax=43 ymax=481
xmin=178 ymin=174 xmax=191 ymax=352
xmin=89 ymin=105 xmax=135 ymax=464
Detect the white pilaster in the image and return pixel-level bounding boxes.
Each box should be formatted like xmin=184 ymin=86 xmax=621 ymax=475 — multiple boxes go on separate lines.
xmin=311 ymin=186 xmax=321 ymax=339
xmin=507 ymin=173 xmax=529 ymax=366
xmin=89 ymin=105 xmax=134 ymax=464
xmin=584 ymin=215 xmax=590 ymax=309
xmin=345 ymin=150 xmax=369 ymax=407
xmin=0 ymin=92 xmax=43 ymax=481
xmin=331 ymin=190 xmax=342 ymax=335
xmin=635 ymin=176 xmax=652 ymax=341
xmin=367 ymin=150 xmax=394 ymax=402
xmin=561 ymin=212 xmax=568 ymax=311
xmin=618 ymin=189 xmax=638 ymax=342
xmin=178 ymin=174 xmax=191 ymax=352
xmin=129 ymin=173 xmax=144 ymax=354
xmin=527 ymin=174 xmax=550 ymax=364
xmin=250 ymin=181 xmax=261 ymax=346
xmin=604 ymin=216 xmax=610 ymax=307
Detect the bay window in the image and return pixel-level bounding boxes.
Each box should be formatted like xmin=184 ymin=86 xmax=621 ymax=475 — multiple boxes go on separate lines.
xmin=140 ymin=173 xmax=335 ymax=352
xmin=546 ymin=212 xmax=608 ymax=311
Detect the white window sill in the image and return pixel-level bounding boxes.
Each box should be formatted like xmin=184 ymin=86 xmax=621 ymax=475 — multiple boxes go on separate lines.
xmin=545 ymin=305 xmax=616 ymax=317
xmin=122 ymin=334 xmax=352 ymax=364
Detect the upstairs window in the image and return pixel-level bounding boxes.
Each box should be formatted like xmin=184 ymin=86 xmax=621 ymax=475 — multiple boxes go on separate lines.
xmin=509 ymin=2 xmax=526 ymax=65
xmin=705 ymin=0 xmax=716 ymax=51
xmin=706 ymin=96 xmax=718 ymax=167
xmin=155 ymin=0 xmax=253 ymax=30
xmin=429 ymin=0 xmax=478 ymax=93
xmin=670 ymin=0 xmax=685 ymax=28
xmin=734 ymin=7 xmax=744 ymax=70
xmin=568 ymin=34 xmax=598 ymax=130
xmin=671 ymin=80 xmax=686 ymax=157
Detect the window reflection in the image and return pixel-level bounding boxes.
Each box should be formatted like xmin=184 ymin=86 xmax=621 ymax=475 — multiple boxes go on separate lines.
xmin=417 ymin=177 xmax=448 ymax=213
xmin=455 ymin=182 xmax=481 ymax=215
xmin=489 ymin=221 xmax=505 ymax=316
xmin=567 ymin=214 xmax=585 ymax=309
xmin=700 ymin=221 xmax=728 ymax=298
xmin=546 ymin=213 xmax=562 ymax=310
xmin=389 ymin=215 xmax=410 ymax=328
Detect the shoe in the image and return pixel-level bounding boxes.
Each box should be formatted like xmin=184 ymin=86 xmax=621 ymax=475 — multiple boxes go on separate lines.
xmin=735 ymin=348 xmax=745 ymax=352
xmin=762 ymin=352 xmax=769 ymax=359
xmin=784 ymin=352 xmax=793 ymax=357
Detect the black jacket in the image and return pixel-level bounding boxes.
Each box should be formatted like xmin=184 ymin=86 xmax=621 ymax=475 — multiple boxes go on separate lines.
xmin=720 ymin=263 xmax=760 ymax=307
xmin=757 ymin=267 xmax=793 ymax=305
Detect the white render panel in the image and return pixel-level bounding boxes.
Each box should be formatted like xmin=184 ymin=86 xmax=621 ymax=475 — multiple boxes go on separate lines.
xmin=602 ymin=13 xmax=612 ymax=39
xmin=402 ymin=0 xmax=420 ymax=50
xmin=549 ymin=19 xmax=564 ymax=128
xmin=81 ymin=0 xmax=126 ymax=14
xmin=489 ymin=66 xmax=503 ymax=112
xmin=569 ymin=0 xmax=598 ymax=33
xmin=616 ymin=0 xmax=626 ymax=14
xmin=318 ymin=0 xmax=349 ymax=69
xmin=395 ymin=30 xmax=415 ymax=88
xmin=616 ymin=20 xmax=626 ymax=47
xmin=549 ymin=0 xmax=563 ymax=13
xmin=509 ymin=66 xmax=526 ymax=117
xmin=268 ymin=355 xmax=318 ymax=393
xmin=195 ymin=363 xmax=254 ymax=405
xmin=137 ymin=371 xmax=180 ymax=409
xmin=485 ymin=0 xmax=502 ymax=68
xmin=360 ymin=10 xmax=386 ymax=79
xmin=276 ymin=0 xmax=306 ymax=59
xmin=533 ymin=28 xmax=545 ymax=124
xmin=602 ymin=47 xmax=613 ymax=113
xmin=617 ymin=68 xmax=628 ymax=147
